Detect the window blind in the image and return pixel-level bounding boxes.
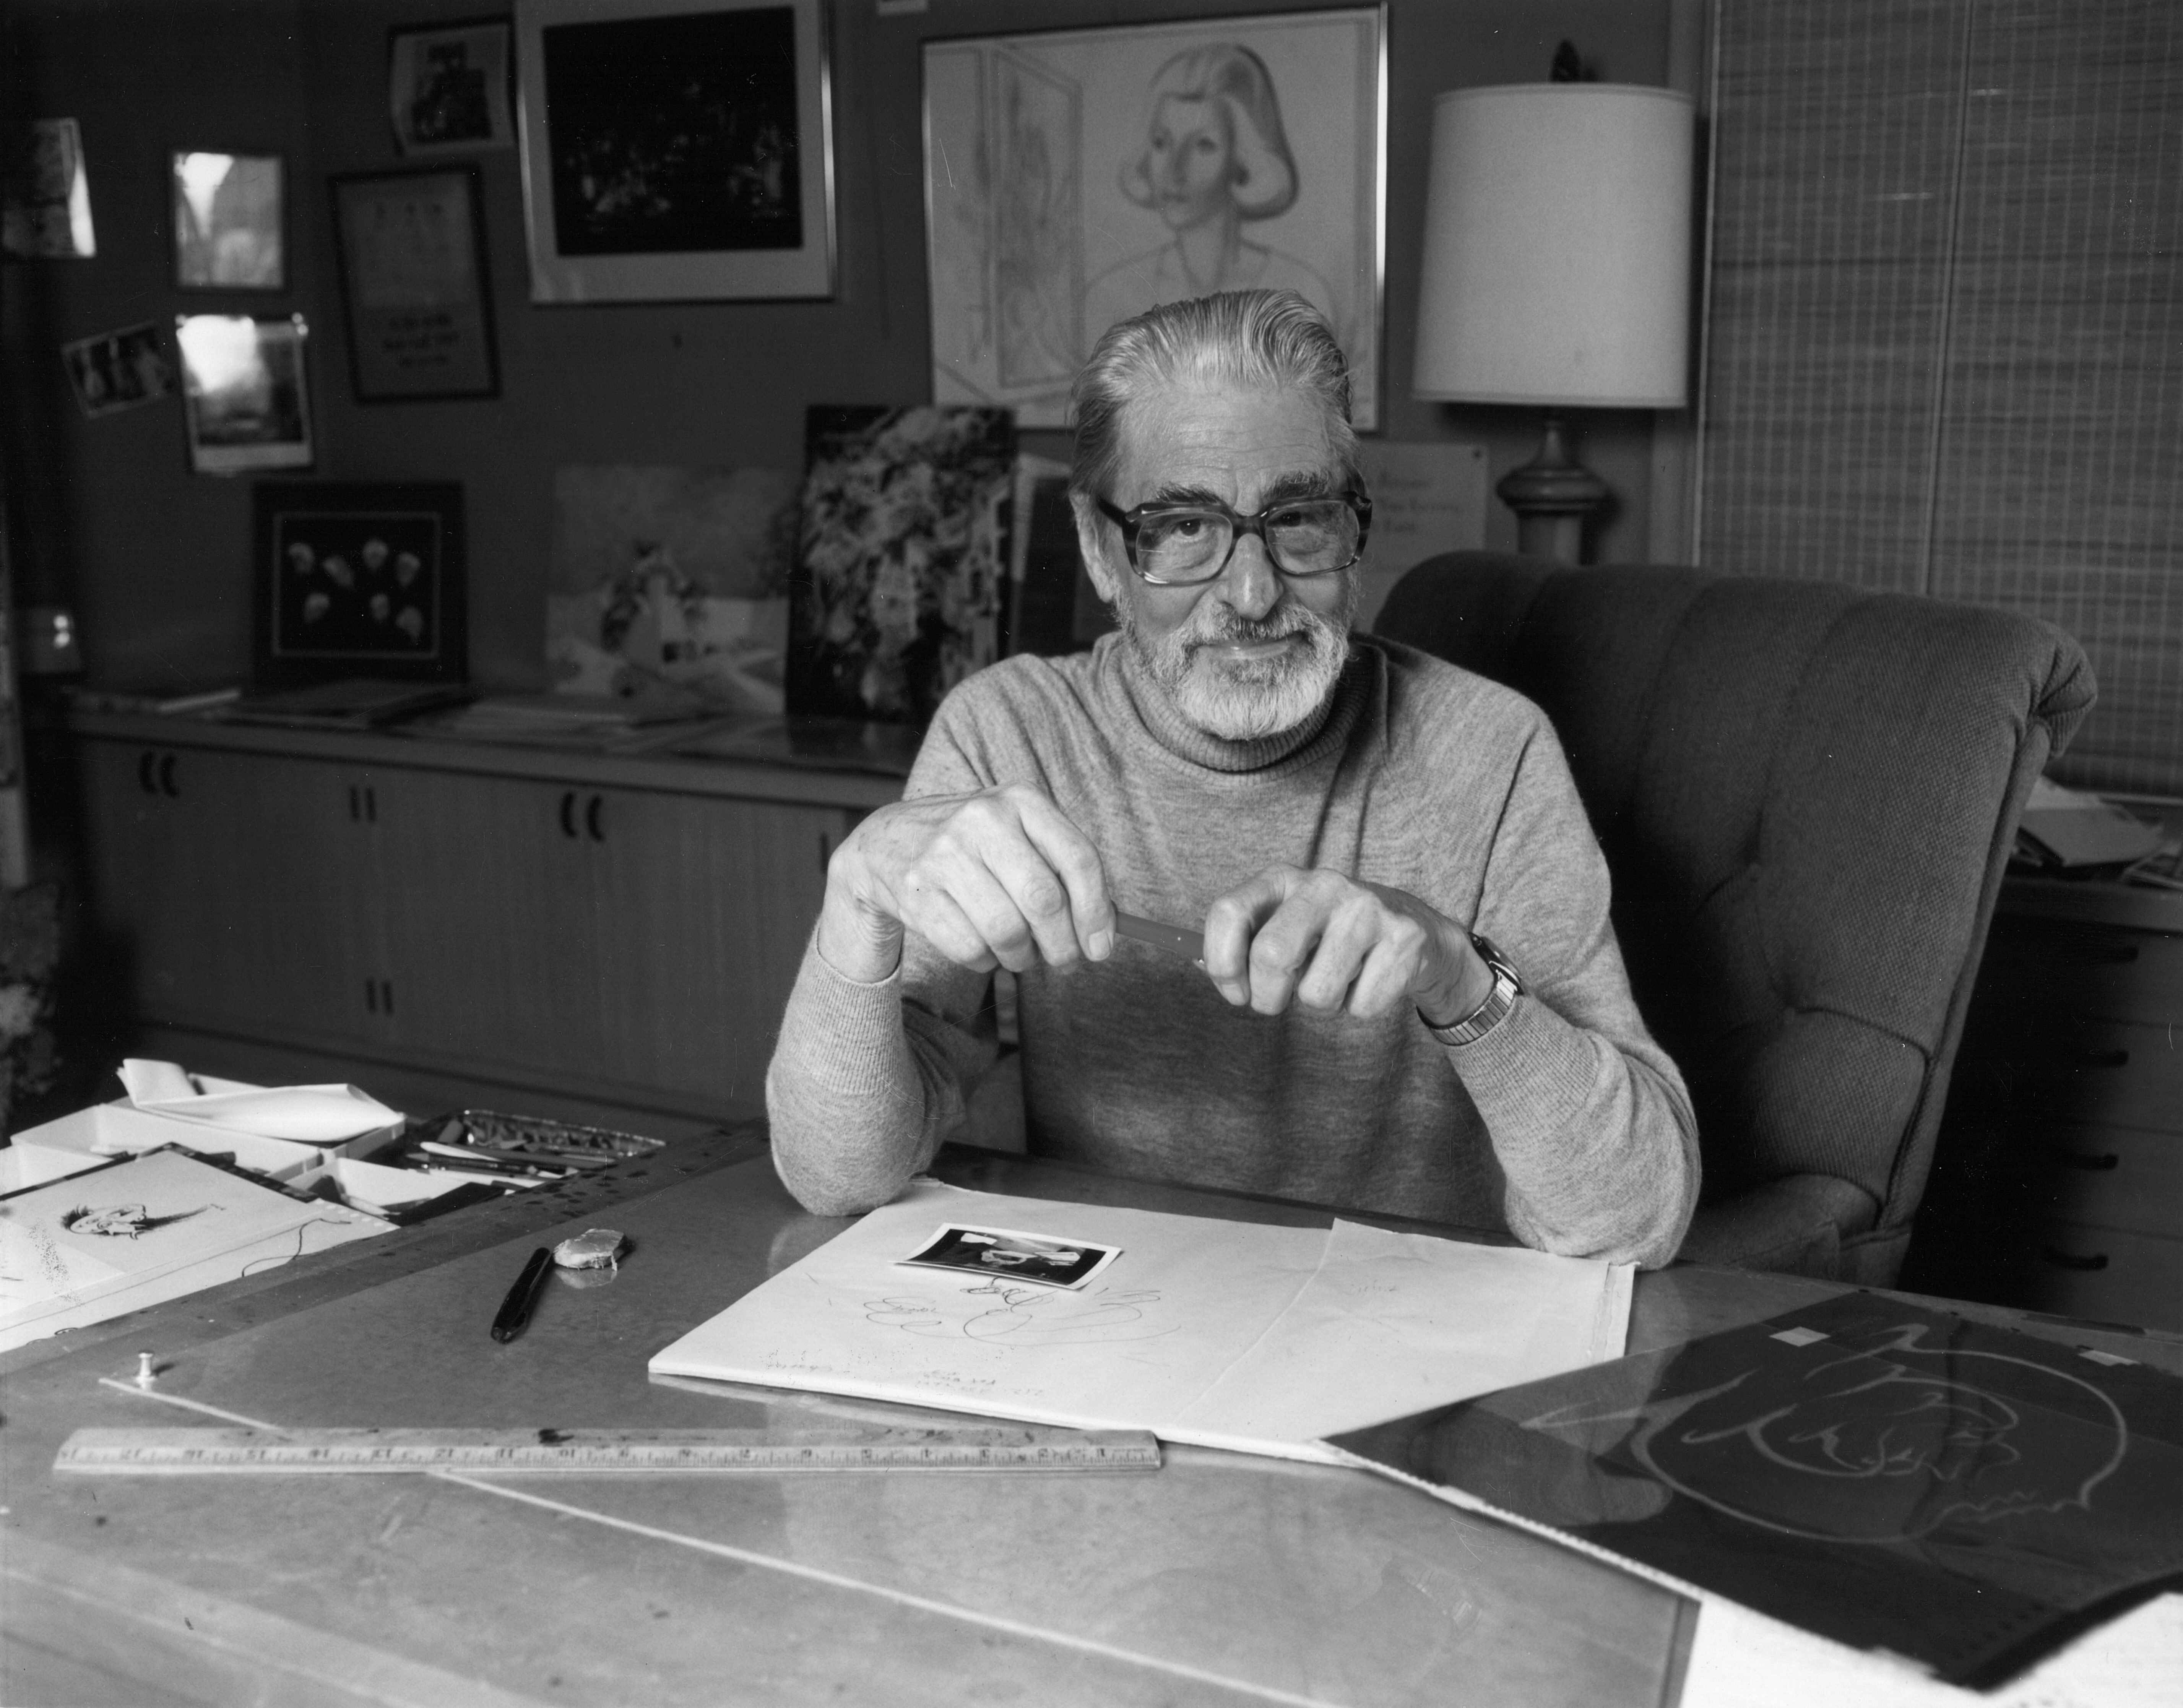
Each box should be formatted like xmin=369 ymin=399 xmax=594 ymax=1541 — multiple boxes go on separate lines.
xmin=1699 ymin=0 xmax=2181 ymax=793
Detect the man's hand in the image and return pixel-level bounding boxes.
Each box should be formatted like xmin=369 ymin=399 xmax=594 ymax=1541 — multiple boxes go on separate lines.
xmin=816 ymin=784 xmax=1115 ymax=984
xmin=1201 ymin=867 xmax=1494 ymax=1024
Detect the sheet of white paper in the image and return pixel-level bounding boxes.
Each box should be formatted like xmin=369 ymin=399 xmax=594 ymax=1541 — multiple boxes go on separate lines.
xmin=650 ymin=1181 xmax=1331 ymax=1435
xmin=1170 ymin=1220 xmax=1634 ymax=1461
xmin=649 ymin=1185 xmax=1634 ymax=1461
xmin=118 ymin=1058 xmax=402 ymax=1142
xmin=1682 ymin=1589 xmax=2183 ymax=1708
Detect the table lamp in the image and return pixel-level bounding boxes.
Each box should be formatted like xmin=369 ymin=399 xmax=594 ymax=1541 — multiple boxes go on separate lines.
xmin=1412 ymin=83 xmax=1695 ymax=563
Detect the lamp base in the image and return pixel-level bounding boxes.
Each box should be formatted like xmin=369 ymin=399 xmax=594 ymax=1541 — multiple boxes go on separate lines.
xmin=1496 ymin=413 xmax=1606 ymax=565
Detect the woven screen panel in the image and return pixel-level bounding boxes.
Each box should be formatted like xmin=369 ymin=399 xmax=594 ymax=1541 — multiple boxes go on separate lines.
xmin=1701 ymin=0 xmax=2182 ymax=794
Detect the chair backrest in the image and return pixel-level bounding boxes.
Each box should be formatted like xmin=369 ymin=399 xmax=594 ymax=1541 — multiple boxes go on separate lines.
xmin=1375 ymin=552 xmax=2094 ymax=1283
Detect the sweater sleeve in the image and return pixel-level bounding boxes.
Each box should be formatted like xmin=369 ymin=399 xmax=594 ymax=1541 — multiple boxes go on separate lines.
xmin=1446 ymin=722 xmax=1700 ymax=1268
xmin=765 ymin=706 xmax=1001 ymax=1216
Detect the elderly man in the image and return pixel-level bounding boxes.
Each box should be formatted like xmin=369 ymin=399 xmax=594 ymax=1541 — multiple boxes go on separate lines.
xmin=768 ymin=289 xmax=1698 ymax=1266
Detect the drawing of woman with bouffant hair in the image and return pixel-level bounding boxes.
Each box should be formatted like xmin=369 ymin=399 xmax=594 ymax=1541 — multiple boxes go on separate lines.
xmin=1080 ymin=43 xmax=1338 ymax=348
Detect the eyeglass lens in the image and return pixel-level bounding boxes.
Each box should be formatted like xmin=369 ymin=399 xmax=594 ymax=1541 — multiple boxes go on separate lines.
xmin=1135 ymin=500 xmax=1361 ymax=582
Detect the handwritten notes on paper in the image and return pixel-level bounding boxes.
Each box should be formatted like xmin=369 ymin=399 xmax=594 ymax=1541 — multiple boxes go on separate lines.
xmin=648 ymin=1181 xmax=1632 ymax=1463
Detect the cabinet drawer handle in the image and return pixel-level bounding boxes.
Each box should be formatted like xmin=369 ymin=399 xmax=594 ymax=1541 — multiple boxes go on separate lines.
xmin=2057 ymin=1151 xmax=2120 ymax=1171
xmin=138 ymin=751 xmax=159 ymax=793
xmin=2076 ymin=1049 xmax=2129 ymax=1070
xmin=559 ymin=791 xmax=577 ymax=838
xmin=2038 ymin=1246 xmax=2110 ymax=1273
xmin=586 ymin=795 xmax=604 ymax=842
xmin=365 ymin=979 xmax=378 ymax=1015
xmin=158 ymin=753 xmax=180 ymax=797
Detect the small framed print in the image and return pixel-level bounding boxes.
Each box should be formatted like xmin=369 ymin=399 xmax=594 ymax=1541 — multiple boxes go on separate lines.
xmin=175 ymin=313 xmax=313 ymax=475
xmin=2 ymin=117 xmax=97 ymax=258
xmin=897 ymin=1224 xmax=1122 ymax=1291
xmin=330 ymin=166 xmax=499 ymax=401
xmin=251 ymin=480 xmax=467 ymax=686
xmin=389 ymin=17 xmax=516 ymax=155
xmin=172 ymin=150 xmax=285 ymax=289
xmin=514 ymin=0 xmax=836 ymax=302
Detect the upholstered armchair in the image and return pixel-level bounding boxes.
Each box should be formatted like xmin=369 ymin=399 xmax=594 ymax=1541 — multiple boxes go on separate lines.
xmin=1375 ymin=551 xmax=2094 ymax=1284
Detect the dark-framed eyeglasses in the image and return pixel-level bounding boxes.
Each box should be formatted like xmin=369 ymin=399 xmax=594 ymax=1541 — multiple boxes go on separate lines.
xmin=1094 ymin=490 xmax=1372 ymax=585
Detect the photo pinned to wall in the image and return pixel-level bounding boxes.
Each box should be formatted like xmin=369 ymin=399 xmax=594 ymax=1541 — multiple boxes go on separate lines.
xmin=176 ymin=313 xmax=313 ymax=475
xmin=1 ymin=118 xmax=96 ymax=258
xmin=251 ymin=481 xmax=466 ymax=687
xmin=786 ymin=406 xmax=1017 ymax=726
xmin=389 ymin=17 xmax=516 ymax=155
xmin=61 ymin=322 xmax=177 ymax=419
xmin=171 ymin=151 xmax=284 ymax=289
xmin=514 ymin=0 xmax=836 ymax=302
xmin=924 ymin=6 xmax=1387 ymax=429
xmin=547 ymin=464 xmax=798 ymax=712
xmin=330 ymin=166 xmax=499 ymax=401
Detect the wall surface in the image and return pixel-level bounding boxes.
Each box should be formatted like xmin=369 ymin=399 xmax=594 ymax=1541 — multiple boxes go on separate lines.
xmin=2 ymin=0 xmax=1671 ymax=694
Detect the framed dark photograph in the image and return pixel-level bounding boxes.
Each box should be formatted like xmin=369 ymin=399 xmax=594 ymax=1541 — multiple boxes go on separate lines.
xmin=176 ymin=313 xmax=313 ymax=475
xmin=924 ymin=6 xmax=1387 ymax=428
xmin=172 ymin=150 xmax=285 ymax=289
xmin=330 ymin=166 xmax=499 ymax=401
xmin=389 ymin=17 xmax=516 ymax=155
xmin=251 ymin=481 xmax=467 ymax=687
xmin=513 ymin=0 xmax=835 ymax=302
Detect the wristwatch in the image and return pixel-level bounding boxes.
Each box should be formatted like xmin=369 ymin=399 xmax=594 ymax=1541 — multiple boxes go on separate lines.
xmin=1423 ymin=933 xmax=1523 ymax=1047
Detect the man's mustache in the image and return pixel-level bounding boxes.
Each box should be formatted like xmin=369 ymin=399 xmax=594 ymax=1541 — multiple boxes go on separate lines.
xmin=1182 ymin=604 xmax=1331 ymax=651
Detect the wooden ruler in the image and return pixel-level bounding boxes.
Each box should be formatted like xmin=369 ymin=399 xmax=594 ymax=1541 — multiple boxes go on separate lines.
xmin=54 ymin=1425 xmax=1162 ymax=1476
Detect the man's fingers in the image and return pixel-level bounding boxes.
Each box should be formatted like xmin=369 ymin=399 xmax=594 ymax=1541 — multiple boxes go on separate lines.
xmin=1012 ymin=791 xmax=1115 ymax=960
xmin=1203 ymin=869 xmax=1301 ymax=1004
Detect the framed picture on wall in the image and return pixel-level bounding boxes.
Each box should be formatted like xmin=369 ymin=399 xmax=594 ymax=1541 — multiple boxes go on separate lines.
xmin=250 ymin=481 xmax=468 ymax=687
xmin=175 ymin=313 xmax=313 ymax=475
xmin=330 ymin=165 xmax=500 ymax=401
xmin=388 ymin=17 xmax=516 ymax=155
xmin=171 ymin=150 xmax=285 ymax=289
xmin=513 ymin=0 xmax=835 ymax=302
xmin=923 ymin=6 xmax=1387 ymax=429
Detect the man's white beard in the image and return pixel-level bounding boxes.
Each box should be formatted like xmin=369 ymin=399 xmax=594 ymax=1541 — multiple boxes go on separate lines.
xmin=1119 ymin=583 xmax=1358 ymax=741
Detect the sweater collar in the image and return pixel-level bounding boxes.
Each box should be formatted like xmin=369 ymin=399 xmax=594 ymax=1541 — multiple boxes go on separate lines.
xmin=1105 ymin=630 xmax=1369 ymax=774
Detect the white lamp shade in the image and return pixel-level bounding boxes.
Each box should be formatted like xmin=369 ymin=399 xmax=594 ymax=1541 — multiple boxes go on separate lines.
xmin=1413 ymin=84 xmax=1695 ymax=409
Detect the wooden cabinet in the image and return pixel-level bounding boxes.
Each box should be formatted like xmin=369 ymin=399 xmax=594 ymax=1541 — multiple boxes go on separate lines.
xmin=1910 ymin=844 xmax=2183 ymax=1332
xmin=68 ymin=717 xmax=898 ymax=1123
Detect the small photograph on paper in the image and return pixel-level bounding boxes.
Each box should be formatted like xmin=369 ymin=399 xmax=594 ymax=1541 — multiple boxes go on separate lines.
xmin=897 ymin=1224 xmax=1120 ymax=1291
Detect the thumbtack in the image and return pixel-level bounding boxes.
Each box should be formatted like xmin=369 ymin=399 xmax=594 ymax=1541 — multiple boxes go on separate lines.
xmin=134 ymin=1351 xmax=158 ymax=1388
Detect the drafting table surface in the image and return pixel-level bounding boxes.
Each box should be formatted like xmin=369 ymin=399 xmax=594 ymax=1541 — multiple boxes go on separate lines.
xmin=3 ymin=1129 xmax=2173 ymax=1708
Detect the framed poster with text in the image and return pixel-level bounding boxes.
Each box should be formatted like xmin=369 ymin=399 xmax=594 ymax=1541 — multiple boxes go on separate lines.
xmin=330 ymin=165 xmax=499 ymax=401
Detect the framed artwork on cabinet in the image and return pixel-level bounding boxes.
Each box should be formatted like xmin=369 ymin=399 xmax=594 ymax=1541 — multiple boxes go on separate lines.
xmin=250 ymin=480 xmax=467 ymax=686
xmin=171 ymin=150 xmax=285 ymax=289
xmin=923 ymin=5 xmax=1387 ymax=428
xmin=330 ymin=165 xmax=500 ymax=401
xmin=513 ymin=0 xmax=836 ymax=302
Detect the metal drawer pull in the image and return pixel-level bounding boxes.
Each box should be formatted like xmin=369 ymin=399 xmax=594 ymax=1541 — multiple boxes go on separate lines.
xmin=586 ymin=795 xmax=604 ymax=841
xmin=2075 ymin=1049 xmax=2129 ymax=1069
xmin=2057 ymin=1151 xmax=2120 ymax=1171
xmin=2038 ymin=1246 xmax=2110 ymax=1272
xmin=559 ymin=791 xmax=577 ymax=838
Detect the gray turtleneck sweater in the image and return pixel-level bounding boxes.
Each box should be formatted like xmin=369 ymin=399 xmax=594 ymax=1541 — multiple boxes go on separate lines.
xmin=765 ymin=633 xmax=1699 ymax=1267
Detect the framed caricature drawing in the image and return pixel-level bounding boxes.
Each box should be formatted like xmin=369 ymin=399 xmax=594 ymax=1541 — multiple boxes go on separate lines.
xmin=923 ymin=6 xmax=1387 ymax=429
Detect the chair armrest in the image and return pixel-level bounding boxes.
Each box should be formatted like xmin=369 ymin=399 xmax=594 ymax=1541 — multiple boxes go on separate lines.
xmin=1678 ymin=1174 xmax=1879 ymax=1279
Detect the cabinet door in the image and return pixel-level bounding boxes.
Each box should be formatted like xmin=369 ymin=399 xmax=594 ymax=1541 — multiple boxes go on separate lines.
xmin=582 ymin=788 xmax=845 ymax=1111
xmin=76 ymin=742 xmax=371 ymax=1040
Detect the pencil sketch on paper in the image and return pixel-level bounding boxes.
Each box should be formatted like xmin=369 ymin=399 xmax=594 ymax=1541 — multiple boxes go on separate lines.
xmin=864 ymin=1283 xmax=1175 ymax=1349
xmin=925 ymin=8 xmax=1384 ymax=430
xmin=1522 ymin=1318 xmax=2129 ymax=1544
xmin=59 ymin=1202 xmax=213 ymax=1239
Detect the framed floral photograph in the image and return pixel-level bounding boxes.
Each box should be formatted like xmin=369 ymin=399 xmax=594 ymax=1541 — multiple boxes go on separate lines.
xmin=389 ymin=16 xmax=516 ymax=155
xmin=175 ymin=313 xmax=313 ymax=476
xmin=330 ymin=165 xmax=500 ymax=401
xmin=171 ymin=150 xmax=284 ymax=289
xmin=514 ymin=0 xmax=835 ymax=302
xmin=923 ymin=6 xmax=1387 ymax=430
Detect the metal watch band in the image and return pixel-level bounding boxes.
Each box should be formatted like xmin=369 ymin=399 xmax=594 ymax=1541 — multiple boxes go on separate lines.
xmin=1424 ymin=932 xmax=1523 ymax=1048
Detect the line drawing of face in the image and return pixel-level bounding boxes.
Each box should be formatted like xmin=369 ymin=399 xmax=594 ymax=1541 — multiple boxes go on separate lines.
xmin=1148 ymin=96 xmax=1236 ymax=232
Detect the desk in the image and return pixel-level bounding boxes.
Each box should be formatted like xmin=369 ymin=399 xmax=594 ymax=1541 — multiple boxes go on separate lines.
xmin=3 ymin=1128 xmax=2173 ymax=1708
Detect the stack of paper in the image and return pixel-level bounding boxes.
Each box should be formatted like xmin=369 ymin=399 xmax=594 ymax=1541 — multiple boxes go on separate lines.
xmin=648 ymin=1180 xmax=1632 ymax=1464
xmin=0 ymin=1149 xmax=391 ymax=1352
